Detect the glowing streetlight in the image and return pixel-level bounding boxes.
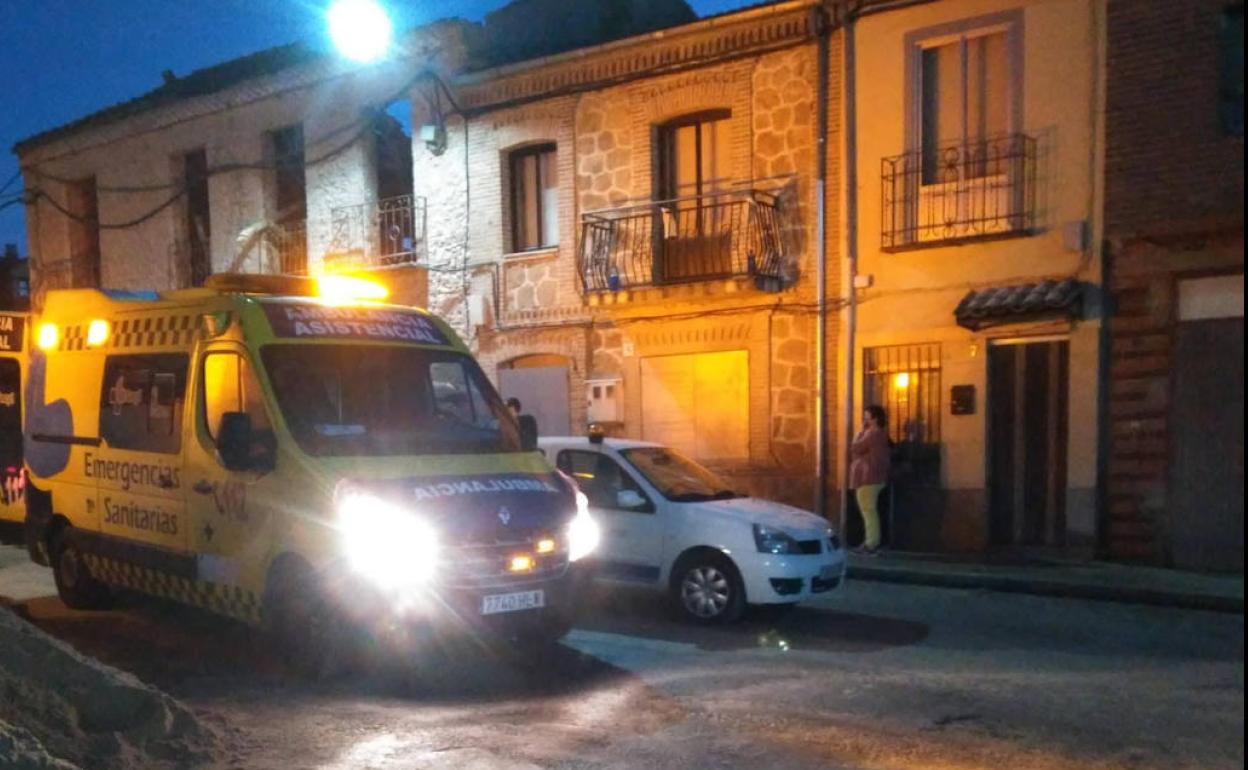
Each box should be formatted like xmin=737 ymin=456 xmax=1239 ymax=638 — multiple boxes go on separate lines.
xmin=327 ymin=0 xmax=393 ymax=63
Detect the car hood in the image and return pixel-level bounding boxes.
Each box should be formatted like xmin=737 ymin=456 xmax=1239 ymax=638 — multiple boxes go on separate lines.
xmin=690 ymin=496 xmax=829 ymax=535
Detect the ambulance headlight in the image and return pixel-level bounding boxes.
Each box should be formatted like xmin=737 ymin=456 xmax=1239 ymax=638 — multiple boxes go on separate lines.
xmin=566 ymin=489 xmax=600 ymax=562
xmin=337 ymin=493 xmax=439 ymax=589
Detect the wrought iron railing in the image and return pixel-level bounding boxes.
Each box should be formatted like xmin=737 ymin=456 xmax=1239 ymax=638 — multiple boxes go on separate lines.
xmin=328 ymin=194 xmax=427 ymax=269
xmin=269 ymin=220 xmax=307 ymax=275
xmin=881 ymin=133 xmax=1036 ymax=251
xmin=579 ymin=189 xmax=785 ymax=292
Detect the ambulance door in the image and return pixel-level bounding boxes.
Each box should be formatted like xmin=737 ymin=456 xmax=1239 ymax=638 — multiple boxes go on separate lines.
xmin=96 ymin=353 xmax=189 ymax=553
xmin=0 ymin=356 xmax=23 ymax=522
xmin=185 ymin=346 xmax=275 ymax=586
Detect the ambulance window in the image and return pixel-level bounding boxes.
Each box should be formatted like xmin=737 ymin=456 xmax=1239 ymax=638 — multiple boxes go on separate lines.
xmin=99 ymin=354 xmax=188 ymax=454
xmin=430 ymin=360 xmax=498 ymax=432
xmin=202 ymin=352 xmax=272 ymax=442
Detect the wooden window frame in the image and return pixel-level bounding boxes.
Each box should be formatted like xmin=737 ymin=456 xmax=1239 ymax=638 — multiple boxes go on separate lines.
xmin=508 ymin=143 xmax=558 ymax=253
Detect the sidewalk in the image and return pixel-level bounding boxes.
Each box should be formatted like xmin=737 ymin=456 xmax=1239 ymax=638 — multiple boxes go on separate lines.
xmin=847 ymin=550 xmax=1244 ymax=613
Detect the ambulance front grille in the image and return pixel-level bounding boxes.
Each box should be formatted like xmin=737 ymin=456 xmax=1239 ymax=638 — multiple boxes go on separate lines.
xmin=439 ymin=538 xmax=569 ymax=589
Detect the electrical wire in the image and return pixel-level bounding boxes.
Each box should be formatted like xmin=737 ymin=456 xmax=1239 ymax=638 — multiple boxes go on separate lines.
xmin=0 ymin=170 xmax=20 ymax=196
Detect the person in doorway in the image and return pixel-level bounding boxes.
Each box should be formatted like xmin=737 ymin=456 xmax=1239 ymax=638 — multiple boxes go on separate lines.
xmin=506 ymin=397 xmax=522 ymax=418
xmin=850 ymin=404 xmax=891 ymax=555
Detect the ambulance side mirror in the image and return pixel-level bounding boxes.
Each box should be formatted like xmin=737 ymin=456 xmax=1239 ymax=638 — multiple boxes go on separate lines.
xmin=517 ymin=414 xmax=539 ymax=452
xmin=217 ymin=412 xmax=271 ymax=472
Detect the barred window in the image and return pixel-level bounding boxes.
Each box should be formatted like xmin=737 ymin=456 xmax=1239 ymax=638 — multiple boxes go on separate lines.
xmin=863 ymin=344 xmax=941 ymax=446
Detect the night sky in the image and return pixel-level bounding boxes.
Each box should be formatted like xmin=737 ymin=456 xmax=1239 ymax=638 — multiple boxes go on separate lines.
xmin=0 ymin=0 xmax=753 ymax=256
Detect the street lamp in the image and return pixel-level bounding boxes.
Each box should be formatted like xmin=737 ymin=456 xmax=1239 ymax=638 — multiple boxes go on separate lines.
xmin=327 ymin=0 xmax=393 ymax=63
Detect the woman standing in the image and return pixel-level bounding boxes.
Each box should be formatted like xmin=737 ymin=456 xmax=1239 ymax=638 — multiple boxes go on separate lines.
xmin=850 ymin=404 xmax=891 ymax=554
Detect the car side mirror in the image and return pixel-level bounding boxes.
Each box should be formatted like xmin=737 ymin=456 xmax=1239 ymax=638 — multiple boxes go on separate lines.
xmin=217 ymin=412 xmax=274 ymax=472
xmin=518 ymin=414 xmax=538 ymax=452
xmin=616 ymin=489 xmax=648 ymax=510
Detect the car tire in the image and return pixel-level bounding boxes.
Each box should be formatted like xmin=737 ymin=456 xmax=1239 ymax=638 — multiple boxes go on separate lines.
xmin=50 ymin=527 xmax=111 ymax=611
xmin=671 ymin=552 xmax=746 ymax=624
xmin=266 ymin=560 xmax=347 ymax=679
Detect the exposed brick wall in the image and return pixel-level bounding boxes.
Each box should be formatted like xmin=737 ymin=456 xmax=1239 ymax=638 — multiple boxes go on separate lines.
xmin=1104 ymin=0 xmax=1244 ymax=563
xmin=1105 ymin=0 xmax=1244 ymax=239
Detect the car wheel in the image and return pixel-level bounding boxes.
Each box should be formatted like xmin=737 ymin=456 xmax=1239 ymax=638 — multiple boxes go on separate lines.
xmin=673 ymin=553 xmax=745 ymax=624
xmin=50 ymin=527 xmax=111 ymax=610
xmin=266 ymin=560 xmax=347 ymax=679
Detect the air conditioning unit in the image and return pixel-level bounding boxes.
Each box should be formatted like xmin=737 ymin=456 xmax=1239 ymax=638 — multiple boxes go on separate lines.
xmin=586 ymin=377 xmax=622 ymax=424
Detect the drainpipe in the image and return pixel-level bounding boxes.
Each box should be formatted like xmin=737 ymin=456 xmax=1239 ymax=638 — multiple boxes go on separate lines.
xmin=814 ymin=4 xmax=831 ymax=520
xmin=837 ymin=4 xmax=859 ymax=545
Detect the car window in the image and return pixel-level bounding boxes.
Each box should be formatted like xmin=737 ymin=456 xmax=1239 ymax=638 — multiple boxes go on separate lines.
xmin=556 ymin=449 xmax=648 ymax=511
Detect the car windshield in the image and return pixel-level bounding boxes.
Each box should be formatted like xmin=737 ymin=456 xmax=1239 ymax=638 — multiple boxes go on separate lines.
xmin=619 ymin=446 xmax=741 ymax=503
xmin=261 ymin=344 xmax=521 ymax=456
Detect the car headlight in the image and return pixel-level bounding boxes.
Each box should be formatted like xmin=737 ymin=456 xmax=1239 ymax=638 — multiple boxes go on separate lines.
xmin=337 ymin=492 xmax=439 ymax=590
xmin=826 ymin=527 xmax=842 ymax=552
xmin=753 ymin=523 xmax=802 ymax=555
xmin=567 ymin=488 xmax=600 ymax=562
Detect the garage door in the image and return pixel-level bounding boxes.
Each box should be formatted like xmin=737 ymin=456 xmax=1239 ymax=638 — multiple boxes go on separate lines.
xmin=498 ymin=366 xmax=570 ymax=437
xmin=640 ymin=350 xmax=748 ymax=461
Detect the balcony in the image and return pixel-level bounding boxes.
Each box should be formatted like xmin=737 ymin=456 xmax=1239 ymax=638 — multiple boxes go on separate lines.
xmin=578 ymin=189 xmax=785 ymax=293
xmin=881 ymin=133 xmax=1036 ymax=251
xmin=327 ymin=194 xmax=427 ymax=270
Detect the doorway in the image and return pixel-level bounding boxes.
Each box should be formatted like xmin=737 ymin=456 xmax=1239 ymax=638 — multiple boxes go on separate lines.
xmin=497 ymin=355 xmax=571 ymax=437
xmin=1169 ymin=317 xmax=1244 ymax=572
xmin=988 ymin=339 xmax=1069 ymax=546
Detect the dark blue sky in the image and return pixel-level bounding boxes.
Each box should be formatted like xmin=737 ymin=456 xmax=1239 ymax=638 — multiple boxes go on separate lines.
xmin=0 ymin=0 xmax=750 ymax=254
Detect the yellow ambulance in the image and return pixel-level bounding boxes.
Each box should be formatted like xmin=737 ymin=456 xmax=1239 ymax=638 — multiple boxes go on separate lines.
xmin=23 ymin=274 xmax=598 ymax=665
xmin=1 ymin=310 xmax=28 ymax=534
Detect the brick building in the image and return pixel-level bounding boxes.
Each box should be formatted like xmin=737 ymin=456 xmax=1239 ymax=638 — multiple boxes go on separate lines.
xmin=1102 ymin=1 xmax=1244 ymax=569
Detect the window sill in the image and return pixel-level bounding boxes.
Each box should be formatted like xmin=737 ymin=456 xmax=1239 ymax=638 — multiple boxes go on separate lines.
xmin=503 ymin=246 xmax=560 ymax=261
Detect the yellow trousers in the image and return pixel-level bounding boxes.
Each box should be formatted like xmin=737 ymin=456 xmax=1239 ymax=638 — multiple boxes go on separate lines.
xmin=855 ymin=483 xmax=885 ymax=549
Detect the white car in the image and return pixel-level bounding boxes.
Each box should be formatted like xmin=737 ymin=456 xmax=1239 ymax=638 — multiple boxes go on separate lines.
xmin=538 ymin=435 xmax=846 ymax=623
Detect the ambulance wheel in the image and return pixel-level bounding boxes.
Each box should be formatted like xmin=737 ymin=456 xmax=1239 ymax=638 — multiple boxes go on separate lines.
xmin=266 ymin=560 xmax=346 ymax=679
xmin=50 ymin=527 xmax=111 ymax=610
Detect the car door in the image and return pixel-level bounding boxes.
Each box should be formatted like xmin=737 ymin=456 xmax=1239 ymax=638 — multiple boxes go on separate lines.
xmin=556 ymin=448 xmax=663 ymax=585
xmin=184 ymin=345 xmax=277 ymax=588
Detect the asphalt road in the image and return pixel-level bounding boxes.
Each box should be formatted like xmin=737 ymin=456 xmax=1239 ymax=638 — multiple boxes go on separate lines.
xmin=0 ymin=543 xmax=1243 ymax=770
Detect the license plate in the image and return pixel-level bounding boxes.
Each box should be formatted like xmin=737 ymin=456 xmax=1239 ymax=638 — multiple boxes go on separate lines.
xmin=481 ymin=590 xmax=545 ymax=615
xmin=819 ymin=564 xmax=839 ymax=580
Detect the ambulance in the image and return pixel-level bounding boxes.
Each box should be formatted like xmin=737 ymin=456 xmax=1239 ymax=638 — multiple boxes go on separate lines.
xmin=22 ymin=274 xmax=599 ymax=665
xmin=0 ymin=310 xmax=28 ymax=536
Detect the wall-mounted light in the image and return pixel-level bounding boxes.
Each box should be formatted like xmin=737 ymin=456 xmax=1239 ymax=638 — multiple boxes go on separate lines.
xmin=420 ymin=122 xmax=447 ymax=156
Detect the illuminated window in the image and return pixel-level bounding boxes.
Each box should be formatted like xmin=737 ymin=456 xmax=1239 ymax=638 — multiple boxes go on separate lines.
xmin=863 ymin=343 xmax=941 ymax=446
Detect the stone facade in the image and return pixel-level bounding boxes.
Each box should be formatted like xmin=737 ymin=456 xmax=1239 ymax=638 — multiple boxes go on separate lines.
xmin=412 ymin=5 xmax=830 ymax=509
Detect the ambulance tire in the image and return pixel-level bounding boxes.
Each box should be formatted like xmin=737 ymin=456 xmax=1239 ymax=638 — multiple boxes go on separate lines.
xmin=266 ymin=559 xmax=347 ymax=679
xmin=50 ymin=527 xmax=112 ymax=611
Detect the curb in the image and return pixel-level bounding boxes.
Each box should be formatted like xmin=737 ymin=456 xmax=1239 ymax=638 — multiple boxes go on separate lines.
xmin=847 ymin=565 xmax=1245 ymax=614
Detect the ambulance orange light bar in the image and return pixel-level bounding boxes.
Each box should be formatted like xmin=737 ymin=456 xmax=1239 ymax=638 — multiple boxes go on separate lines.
xmin=86 ymin=319 xmax=110 ymax=347
xmin=36 ymin=323 xmax=58 ymax=351
xmin=317 ymin=275 xmax=389 ymax=303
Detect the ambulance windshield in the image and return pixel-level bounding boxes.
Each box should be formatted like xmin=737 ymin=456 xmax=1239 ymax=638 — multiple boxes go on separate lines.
xmin=261 ymin=345 xmax=522 ymax=456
